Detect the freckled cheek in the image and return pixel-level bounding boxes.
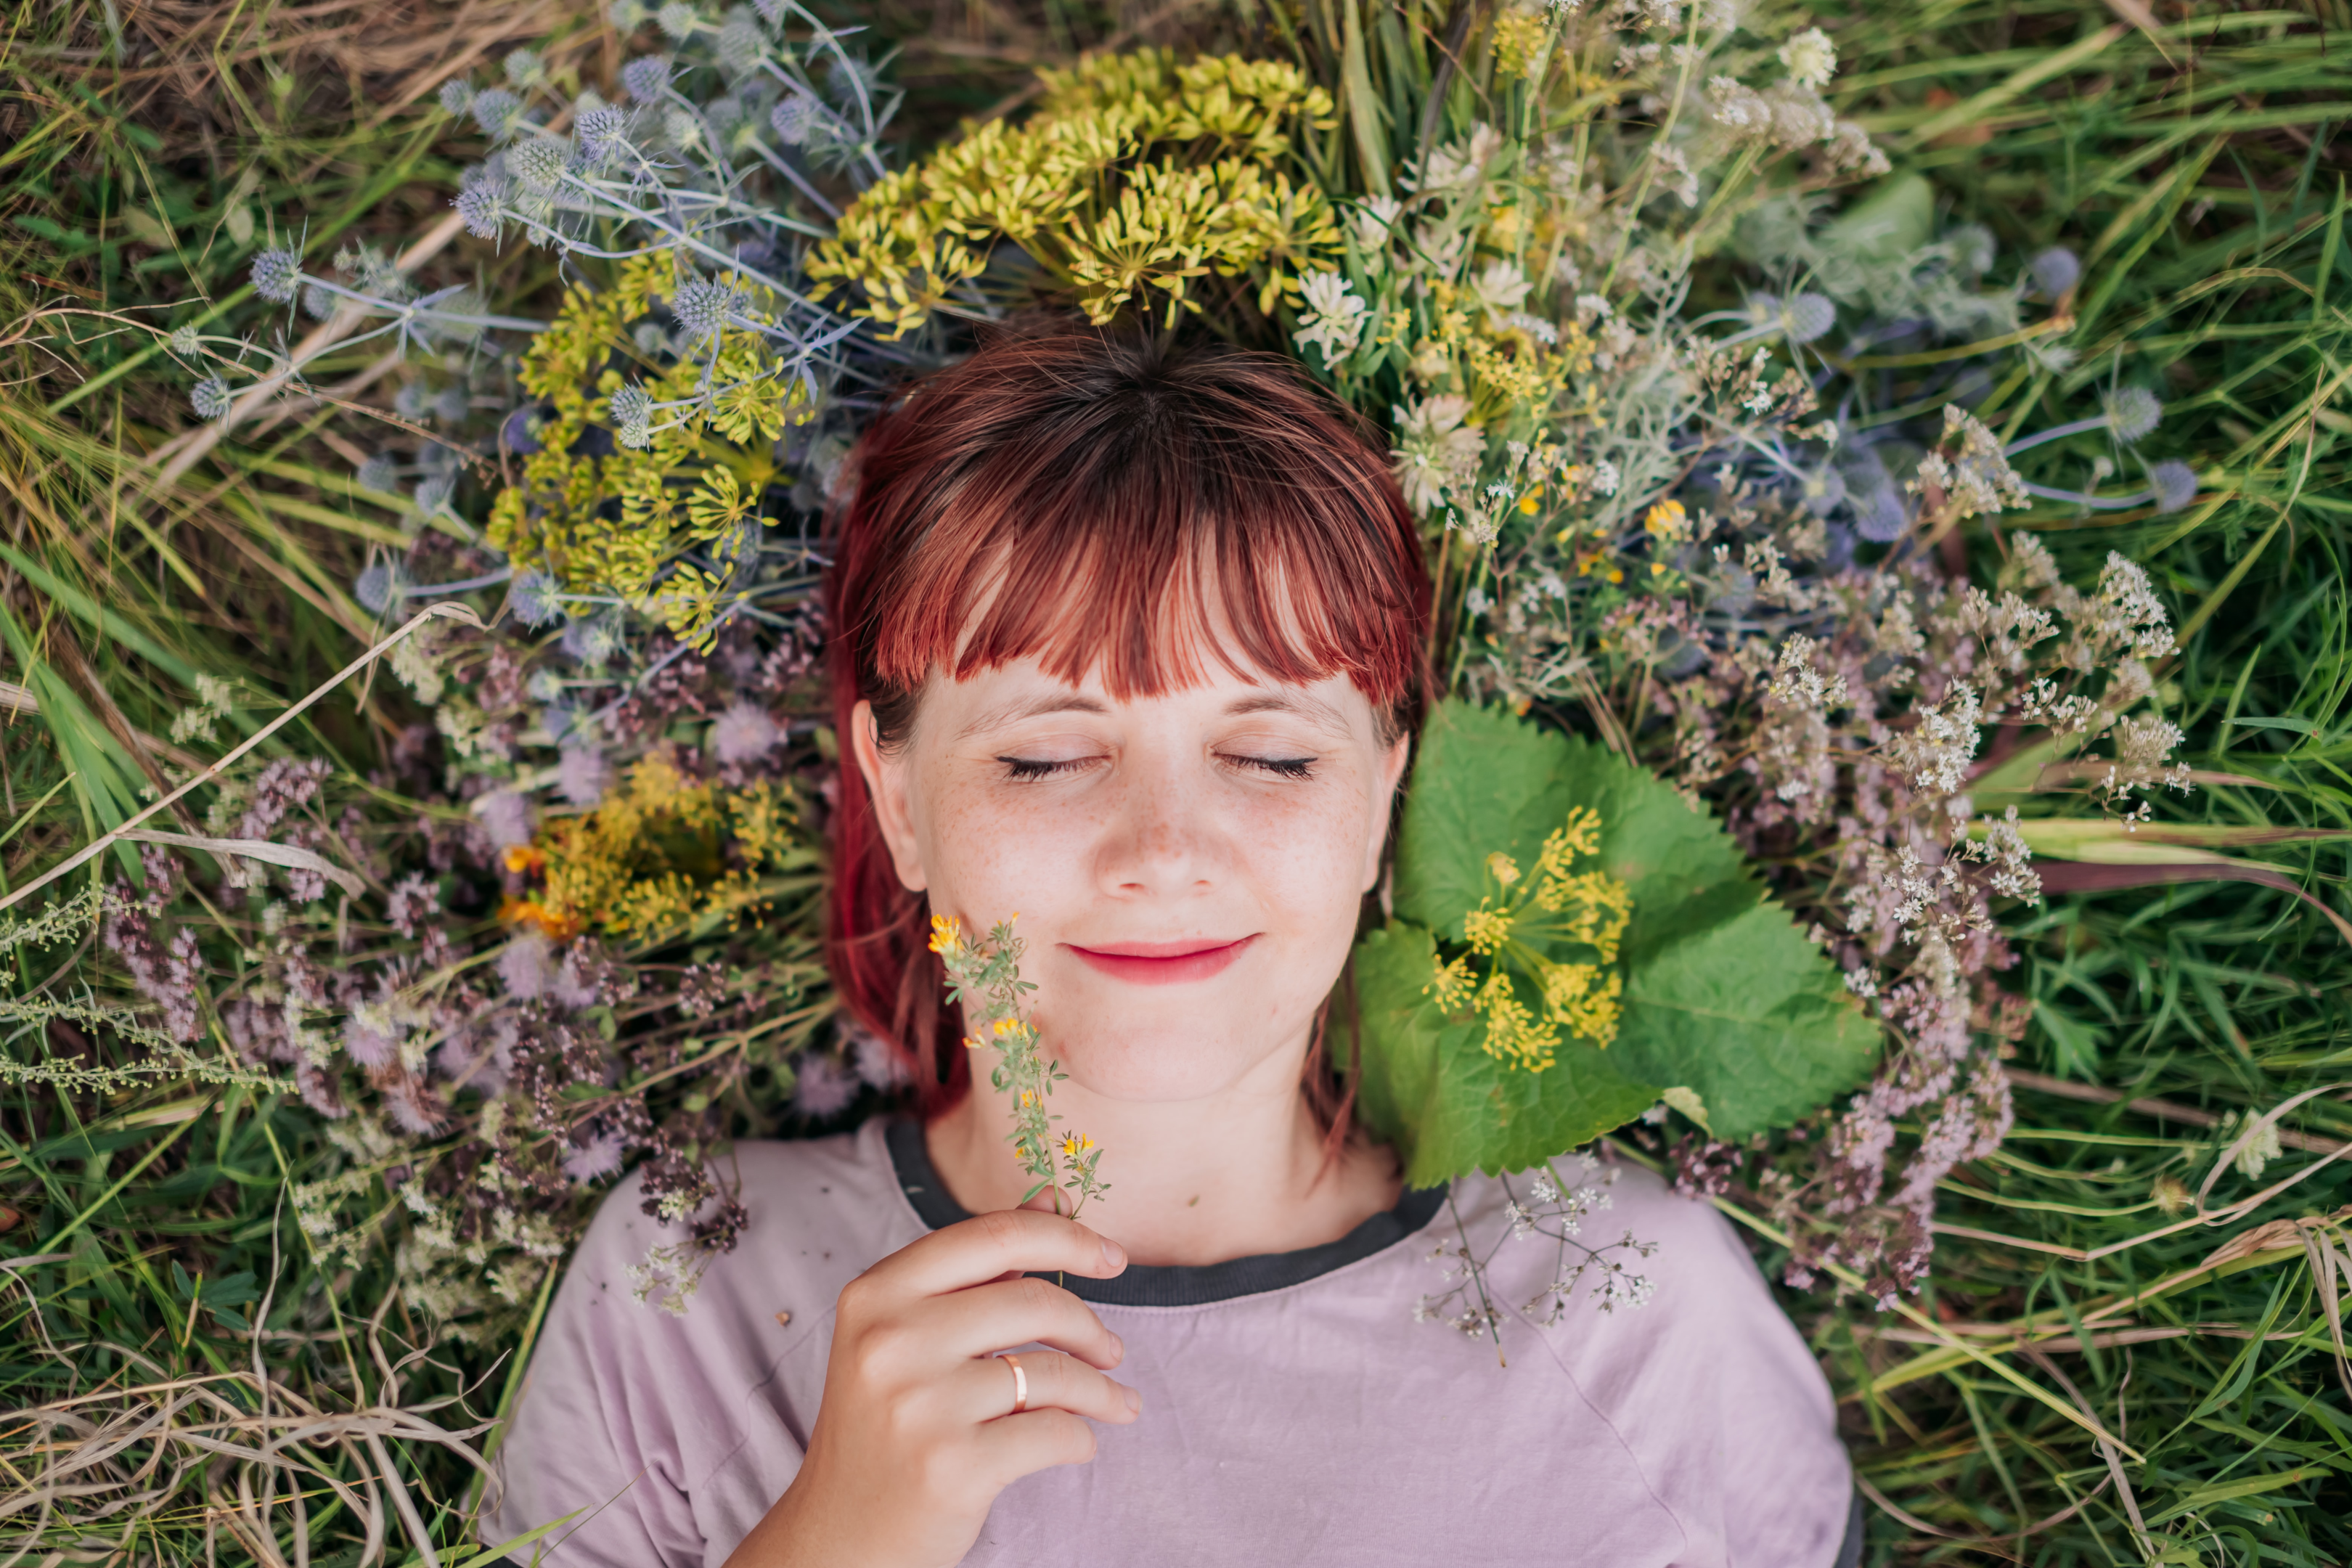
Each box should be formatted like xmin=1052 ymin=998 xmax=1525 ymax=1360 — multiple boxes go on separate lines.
xmin=915 ymin=780 xmax=1102 ymax=921
xmin=1238 ymin=788 xmax=1379 ymax=936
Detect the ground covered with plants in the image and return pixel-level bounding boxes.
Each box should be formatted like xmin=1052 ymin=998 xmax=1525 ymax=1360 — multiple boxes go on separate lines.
xmin=2 ymin=0 xmax=2348 ymax=1561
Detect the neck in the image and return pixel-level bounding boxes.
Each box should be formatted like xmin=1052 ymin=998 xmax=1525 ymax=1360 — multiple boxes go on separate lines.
xmin=923 ymin=1037 xmax=1401 ymax=1267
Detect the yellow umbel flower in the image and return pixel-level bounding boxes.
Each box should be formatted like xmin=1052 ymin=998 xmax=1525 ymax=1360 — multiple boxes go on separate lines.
xmin=1420 ymin=803 xmax=1634 ymax=1071
xmin=809 ymin=49 xmax=1338 ymax=338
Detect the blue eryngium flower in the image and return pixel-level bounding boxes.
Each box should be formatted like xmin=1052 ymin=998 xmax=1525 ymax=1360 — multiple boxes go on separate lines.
xmin=510 ymin=571 xmax=565 ymax=629
xmin=191 ymin=376 xmax=232 ymax=422
xmin=621 ymin=55 xmax=671 ymax=102
xmin=470 ymin=88 xmax=523 ymax=142
xmin=250 ymin=248 xmax=301 ymax=303
xmin=2149 ymin=460 xmax=2198 ymax=514
xmin=669 ymin=279 xmax=738 ymax=340
xmin=438 ymin=79 xmax=474 ymax=115
xmin=2030 ymin=247 xmax=2080 ymax=297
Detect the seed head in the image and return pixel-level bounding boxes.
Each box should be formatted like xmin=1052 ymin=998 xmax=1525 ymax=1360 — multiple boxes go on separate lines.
xmin=168 ymin=322 xmax=200 ymax=355
xmin=2102 ymin=386 xmax=2162 ymax=444
xmin=190 ymin=376 xmax=233 ymax=422
xmin=251 ymin=247 xmax=302 ymax=303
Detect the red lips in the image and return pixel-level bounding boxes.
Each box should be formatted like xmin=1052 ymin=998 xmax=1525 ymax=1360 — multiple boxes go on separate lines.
xmin=1064 ymin=935 xmax=1257 ymax=985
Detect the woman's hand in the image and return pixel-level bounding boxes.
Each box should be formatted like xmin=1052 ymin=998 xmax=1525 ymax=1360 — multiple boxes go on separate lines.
xmin=724 ymin=1209 xmax=1140 ymax=1568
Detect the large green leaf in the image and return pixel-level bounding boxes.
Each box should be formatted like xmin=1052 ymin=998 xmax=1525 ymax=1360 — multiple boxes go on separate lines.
xmin=1352 ymin=922 xmax=1663 ymax=1186
xmin=1359 ymin=700 xmax=1879 ymax=1175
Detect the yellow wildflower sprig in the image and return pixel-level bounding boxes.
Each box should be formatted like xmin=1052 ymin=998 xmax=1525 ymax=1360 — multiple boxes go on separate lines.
xmin=809 ymin=49 xmax=1339 ymax=337
xmin=931 ymin=915 xmax=1108 ymax=1220
xmin=1424 ymin=807 xmax=1633 ymax=1072
xmin=515 ymin=753 xmax=811 ymax=941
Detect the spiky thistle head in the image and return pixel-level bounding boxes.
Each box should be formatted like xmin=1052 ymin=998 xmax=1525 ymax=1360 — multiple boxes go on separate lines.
xmin=509 ymin=137 xmax=569 ymax=192
xmin=251 ymin=248 xmax=302 ymax=303
xmin=669 ymin=278 xmax=738 ymax=340
xmin=470 ymin=88 xmax=523 ymax=142
xmin=190 ymin=376 xmax=233 ymax=422
xmin=621 ymin=55 xmax=671 ymax=103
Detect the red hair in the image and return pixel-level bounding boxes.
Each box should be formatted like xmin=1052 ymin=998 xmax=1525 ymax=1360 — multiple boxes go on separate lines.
xmin=825 ymin=322 xmax=1432 ymax=1114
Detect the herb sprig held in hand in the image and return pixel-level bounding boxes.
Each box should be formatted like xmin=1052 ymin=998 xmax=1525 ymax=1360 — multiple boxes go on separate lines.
xmin=931 ymin=915 xmax=1109 ymax=1223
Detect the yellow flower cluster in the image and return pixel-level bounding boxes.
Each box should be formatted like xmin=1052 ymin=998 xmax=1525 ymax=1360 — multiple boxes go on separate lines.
xmin=515 ymin=751 xmax=811 ymax=942
xmin=1424 ymin=806 xmax=1633 ymax=1072
xmin=808 ymin=50 xmax=1341 ymax=336
xmin=485 ymin=253 xmax=811 ymax=648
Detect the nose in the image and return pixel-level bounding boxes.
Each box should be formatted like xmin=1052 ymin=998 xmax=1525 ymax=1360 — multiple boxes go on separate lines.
xmin=1093 ymin=752 xmax=1225 ymax=900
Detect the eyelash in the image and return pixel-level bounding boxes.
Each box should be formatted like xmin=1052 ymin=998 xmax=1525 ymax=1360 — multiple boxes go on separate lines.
xmin=995 ymin=754 xmax=1318 ymax=782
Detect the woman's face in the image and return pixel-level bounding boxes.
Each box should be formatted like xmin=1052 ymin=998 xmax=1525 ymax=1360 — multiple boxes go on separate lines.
xmin=854 ymin=656 xmax=1409 ymax=1103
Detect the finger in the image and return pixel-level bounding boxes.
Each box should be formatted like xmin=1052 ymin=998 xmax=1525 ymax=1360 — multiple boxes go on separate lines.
xmin=957 ymin=1352 xmax=1140 ymax=1427
xmin=972 ymin=1409 xmax=1103 ymax=1485
xmin=909 ymin=1275 xmax=1124 ymax=1368
xmin=860 ymin=1208 xmax=1127 ymax=1300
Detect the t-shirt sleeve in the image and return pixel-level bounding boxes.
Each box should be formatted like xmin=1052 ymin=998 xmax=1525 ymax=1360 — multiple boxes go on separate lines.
xmin=478 ymin=1169 xmax=793 ymax=1568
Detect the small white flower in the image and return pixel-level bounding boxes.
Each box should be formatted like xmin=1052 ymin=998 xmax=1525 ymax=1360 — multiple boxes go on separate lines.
xmin=1778 ymin=26 xmax=1837 ymax=90
xmin=1469 ymin=259 xmax=1533 ymax=317
xmin=1293 ymin=270 xmax=1371 ymax=367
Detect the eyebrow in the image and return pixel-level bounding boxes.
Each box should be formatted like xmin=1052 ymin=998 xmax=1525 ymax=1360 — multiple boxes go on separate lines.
xmin=1223 ymin=691 xmax=1352 ymax=738
xmin=955 ymin=693 xmax=1111 ymax=740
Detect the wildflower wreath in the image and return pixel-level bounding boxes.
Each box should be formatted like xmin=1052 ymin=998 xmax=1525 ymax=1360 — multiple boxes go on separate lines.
xmin=7 ymin=0 xmax=2351 ymax=1559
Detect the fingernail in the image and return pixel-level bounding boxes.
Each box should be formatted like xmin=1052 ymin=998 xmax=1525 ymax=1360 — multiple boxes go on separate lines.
xmin=1101 ymin=1238 xmax=1126 ymax=1271
xmin=1122 ymin=1384 xmax=1141 ymax=1414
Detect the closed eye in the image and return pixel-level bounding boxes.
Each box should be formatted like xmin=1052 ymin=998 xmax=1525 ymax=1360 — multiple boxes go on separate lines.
xmin=1225 ymin=754 xmax=1316 ymax=780
xmin=997 ymin=755 xmax=1095 ymax=781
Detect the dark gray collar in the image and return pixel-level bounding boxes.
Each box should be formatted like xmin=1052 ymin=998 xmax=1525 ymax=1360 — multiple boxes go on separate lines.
xmin=885 ymin=1118 xmax=1447 ymax=1307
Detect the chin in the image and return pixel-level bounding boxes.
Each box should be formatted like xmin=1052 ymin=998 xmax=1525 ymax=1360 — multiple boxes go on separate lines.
xmin=1042 ymin=1016 xmax=1286 ymax=1104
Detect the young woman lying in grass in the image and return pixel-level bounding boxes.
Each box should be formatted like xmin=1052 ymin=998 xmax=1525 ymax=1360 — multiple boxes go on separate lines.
xmin=482 ymin=322 xmax=1860 ymax=1568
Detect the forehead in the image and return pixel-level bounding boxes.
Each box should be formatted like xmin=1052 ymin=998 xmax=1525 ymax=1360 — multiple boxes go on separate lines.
xmin=936 ymin=657 xmax=1368 ymax=743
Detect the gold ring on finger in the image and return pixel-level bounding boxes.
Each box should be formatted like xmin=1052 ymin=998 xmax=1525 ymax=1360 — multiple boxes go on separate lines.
xmin=1000 ymin=1352 xmax=1027 ymax=1414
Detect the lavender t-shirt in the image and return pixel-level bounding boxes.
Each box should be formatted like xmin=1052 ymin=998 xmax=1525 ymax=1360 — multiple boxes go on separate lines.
xmin=482 ymin=1119 xmax=1854 ymax=1567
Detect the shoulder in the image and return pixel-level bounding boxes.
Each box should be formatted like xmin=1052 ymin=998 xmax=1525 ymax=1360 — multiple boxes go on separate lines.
xmin=1439 ymin=1149 xmax=1826 ymax=1396
xmin=1447 ymin=1148 xmax=1768 ymax=1296
xmin=568 ymin=1119 xmax=922 ymax=1329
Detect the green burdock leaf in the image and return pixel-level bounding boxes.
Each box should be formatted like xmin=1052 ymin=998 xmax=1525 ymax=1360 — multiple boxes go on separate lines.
xmin=1360 ymin=700 xmax=1879 ymax=1176
xmin=1352 ymin=922 xmax=1662 ymax=1186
